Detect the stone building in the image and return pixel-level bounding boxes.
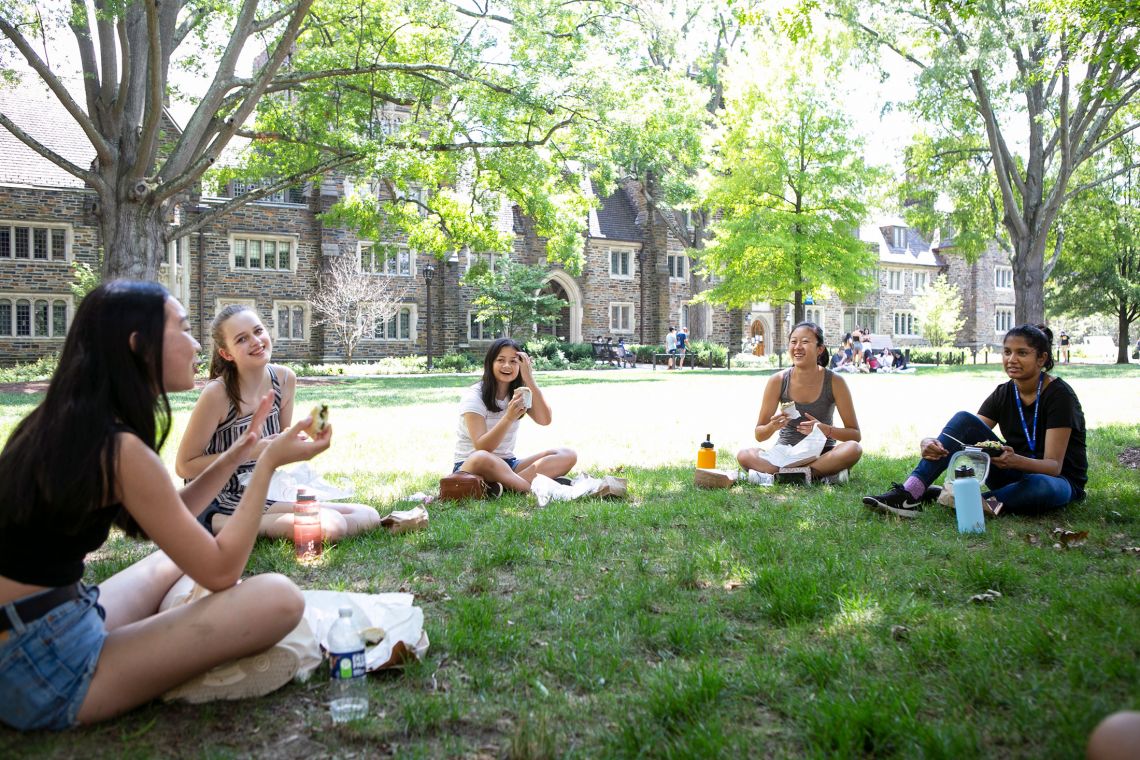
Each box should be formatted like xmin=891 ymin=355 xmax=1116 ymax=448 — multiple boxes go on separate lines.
xmin=0 ymin=85 xmax=741 ymax=365
xmin=1 ymin=84 xmax=1016 ymax=366
xmin=742 ymin=219 xmax=1018 ymax=354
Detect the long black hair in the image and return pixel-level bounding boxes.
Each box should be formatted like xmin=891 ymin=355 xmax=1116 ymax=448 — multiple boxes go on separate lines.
xmin=790 ymin=321 xmax=831 ymax=367
xmin=0 ymin=280 xmax=172 ymax=534
xmin=1004 ymin=323 xmax=1055 ymax=371
xmin=480 ymin=337 xmax=525 ymax=412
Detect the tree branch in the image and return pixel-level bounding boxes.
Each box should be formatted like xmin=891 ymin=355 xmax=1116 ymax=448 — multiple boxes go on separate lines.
xmin=1064 ymin=162 xmax=1140 ymax=202
xmin=1044 ymin=226 xmax=1063 ymax=280
xmin=0 ymin=112 xmax=102 ymax=189
xmin=133 ymin=0 xmax=165 ymax=181
xmin=824 ymin=10 xmax=929 ymax=71
xmin=67 ymin=0 xmax=101 ymax=123
xmin=0 ymin=16 xmax=114 ymax=163
xmin=251 ymin=2 xmax=302 ymax=34
xmin=169 ymin=153 xmax=361 ymax=240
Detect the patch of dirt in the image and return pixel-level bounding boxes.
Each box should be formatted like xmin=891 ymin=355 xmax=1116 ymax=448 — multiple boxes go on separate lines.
xmin=1119 ymin=447 xmax=1140 ymax=469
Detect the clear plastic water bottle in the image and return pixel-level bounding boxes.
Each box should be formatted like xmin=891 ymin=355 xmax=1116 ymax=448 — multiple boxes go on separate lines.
xmin=952 ymin=464 xmax=986 ymax=534
xmin=328 ymin=606 xmax=369 ymax=723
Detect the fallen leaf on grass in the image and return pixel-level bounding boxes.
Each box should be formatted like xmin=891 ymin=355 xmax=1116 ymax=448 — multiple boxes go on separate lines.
xmin=1123 ymin=547 xmax=1140 ymax=555
xmin=723 ymin=579 xmax=745 ymax=591
xmin=1025 ymin=533 xmax=1041 ymax=546
xmin=969 ymin=589 xmax=1003 ymax=604
xmin=1051 ymin=528 xmax=1089 ymax=548
xmin=890 ymin=625 xmax=910 ymax=641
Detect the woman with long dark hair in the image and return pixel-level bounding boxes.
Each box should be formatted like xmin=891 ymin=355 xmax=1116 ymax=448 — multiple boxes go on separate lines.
xmin=451 ymin=338 xmax=576 ymax=495
xmin=736 ymin=321 xmax=863 ymax=484
xmin=864 ymin=324 xmax=1087 ymax=517
xmin=0 ymin=281 xmax=330 ymax=730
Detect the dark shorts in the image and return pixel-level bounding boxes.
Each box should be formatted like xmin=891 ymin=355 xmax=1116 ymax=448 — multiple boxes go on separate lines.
xmin=0 ymin=584 xmax=107 ymax=731
xmin=453 ymin=456 xmax=519 ymax=473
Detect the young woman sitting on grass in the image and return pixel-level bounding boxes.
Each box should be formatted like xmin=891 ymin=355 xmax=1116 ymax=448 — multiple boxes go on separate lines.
xmin=177 ymin=305 xmax=381 ymax=539
xmin=452 ymin=338 xmax=577 ymax=496
xmin=736 ymin=321 xmax=863 ymax=484
xmin=863 ymin=324 xmax=1087 ymax=518
xmin=0 ymin=281 xmax=330 ymax=731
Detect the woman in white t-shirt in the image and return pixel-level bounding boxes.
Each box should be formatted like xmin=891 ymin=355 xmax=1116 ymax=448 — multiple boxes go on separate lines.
xmin=452 ymin=339 xmax=577 ymax=494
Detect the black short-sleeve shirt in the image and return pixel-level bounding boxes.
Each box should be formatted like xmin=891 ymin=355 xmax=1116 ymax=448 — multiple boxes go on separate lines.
xmin=977 ymin=376 xmax=1087 ymax=499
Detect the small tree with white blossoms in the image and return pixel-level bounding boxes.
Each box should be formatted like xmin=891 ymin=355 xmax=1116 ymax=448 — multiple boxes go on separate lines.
xmin=310 ymin=254 xmax=413 ymax=362
xmin=912 ymin=276 xmax=966 ymax=347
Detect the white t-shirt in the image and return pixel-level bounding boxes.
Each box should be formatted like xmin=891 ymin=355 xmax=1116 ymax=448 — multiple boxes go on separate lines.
xmin=453 ymin=382 xmax=518 ymax=462
xmin=665 ymin=332 xmax=677 ymax=351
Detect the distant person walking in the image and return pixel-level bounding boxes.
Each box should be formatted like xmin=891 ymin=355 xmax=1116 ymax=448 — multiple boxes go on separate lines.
xmin=676 ymin=325 xmax=690 ymax=369
xmin=1059 ymin=331 xmax=1070 ymax=364
xmin=665 ymin=327 xmax=677 ymax=369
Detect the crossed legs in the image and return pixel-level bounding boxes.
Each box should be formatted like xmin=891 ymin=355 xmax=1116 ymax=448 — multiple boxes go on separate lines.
xmin=460 ymin=448 xmax=578 ymax=493
xmin=737 ymin=441 xmax=862 ymax=479
xmin=76 ymin=551 xmax=303 ymax=724
xmin=210 ymin=501 xmax=383 ymax=541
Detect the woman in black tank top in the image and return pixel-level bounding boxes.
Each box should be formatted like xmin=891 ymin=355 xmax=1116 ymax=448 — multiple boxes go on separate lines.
xmin=0 ymin=281 xmax=331 ymax=730
xmin=737 ymin=321 xmax=863 ymax=484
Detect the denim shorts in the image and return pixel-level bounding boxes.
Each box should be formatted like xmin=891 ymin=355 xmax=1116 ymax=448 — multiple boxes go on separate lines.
xmin=453 ymin=456 xmax=519 ymax=473
xmin=0 ymin=584 xmax=107 ymax=731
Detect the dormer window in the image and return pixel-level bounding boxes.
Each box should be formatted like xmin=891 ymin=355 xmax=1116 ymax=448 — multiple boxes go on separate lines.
xmin=892 ymin=226 xmax=907 ymax=249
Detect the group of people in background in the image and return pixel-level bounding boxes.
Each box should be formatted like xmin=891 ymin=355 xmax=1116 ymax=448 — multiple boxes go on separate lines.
xmin=664 ymin=325 xmax=690 ymax=369
xmin=0 ymin=279 xmax=1092 ymax=733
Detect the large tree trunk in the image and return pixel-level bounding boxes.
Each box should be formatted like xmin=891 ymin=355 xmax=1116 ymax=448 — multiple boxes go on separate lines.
xmin=100 ymin=193 xmax=167 ymax=281
xmin=1011 ymin=230 xmax=1048 ymax=325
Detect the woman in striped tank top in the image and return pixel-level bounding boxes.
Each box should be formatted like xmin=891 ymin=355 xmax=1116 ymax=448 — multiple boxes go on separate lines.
xmin=177 ymin=306 xmax=381 ymax=540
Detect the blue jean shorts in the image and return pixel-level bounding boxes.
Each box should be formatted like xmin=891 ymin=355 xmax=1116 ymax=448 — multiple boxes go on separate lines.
xmin=453 ymin=456 xmax=519 ymax=473
xmin=0 ymin=584 xmax=107 ymax=731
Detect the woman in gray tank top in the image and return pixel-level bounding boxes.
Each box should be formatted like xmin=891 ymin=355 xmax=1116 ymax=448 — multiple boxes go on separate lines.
xmin=736 ymin=321 xmax=863 ymax=484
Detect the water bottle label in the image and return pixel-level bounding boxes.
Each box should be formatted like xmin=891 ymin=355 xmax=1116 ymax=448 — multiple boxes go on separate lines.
xmin=330 ymin=649 xmax=366 ymax=680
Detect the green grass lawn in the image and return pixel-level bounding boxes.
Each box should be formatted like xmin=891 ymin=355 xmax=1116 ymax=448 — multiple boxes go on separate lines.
xmin=2 ymin=364 xmax=1139 ymax=758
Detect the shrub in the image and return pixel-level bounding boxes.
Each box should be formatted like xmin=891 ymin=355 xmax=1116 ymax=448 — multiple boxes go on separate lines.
xmin=689 ymin=340 xmax=728 ymax=368
xmin=0 ymin=353 xmax=59 ymax=384
xmin=634 ymin=344 xmax=664 ymax=363
xmin=435 ymin=352 xmax=479 ymax=372
xmin=907 ymin=347 xmax=968 ymax=365
xmin=562 ymin=342 xmax=594 ymax=362
xmin=531 ymin=349 xmax=569 ymax=370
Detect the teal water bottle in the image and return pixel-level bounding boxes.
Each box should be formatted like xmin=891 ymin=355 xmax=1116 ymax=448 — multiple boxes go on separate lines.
xmin=953 ymin=464 xmax=985 ymax=534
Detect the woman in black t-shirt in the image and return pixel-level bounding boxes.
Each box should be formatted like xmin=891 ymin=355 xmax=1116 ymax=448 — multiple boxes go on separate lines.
xmin=864 ymin=324 xmax=1087 ymax=518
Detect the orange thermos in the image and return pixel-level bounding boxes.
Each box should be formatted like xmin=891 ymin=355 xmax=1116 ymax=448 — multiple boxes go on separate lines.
xmin=697 ymin=434 xmax=717 ymax=468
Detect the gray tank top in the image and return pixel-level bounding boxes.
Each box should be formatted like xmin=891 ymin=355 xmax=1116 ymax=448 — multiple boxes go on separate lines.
xmin=778 ymin=368 xmax=837 ymax=447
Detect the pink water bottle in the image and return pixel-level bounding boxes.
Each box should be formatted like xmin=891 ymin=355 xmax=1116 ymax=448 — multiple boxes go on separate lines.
xmin=293 ymin=487 xmax=322 ymax=560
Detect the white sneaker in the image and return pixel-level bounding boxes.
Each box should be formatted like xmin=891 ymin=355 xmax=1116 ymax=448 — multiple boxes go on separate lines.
xmin=819 ymin=469 xmax=849 ymax=486
xmin=163 ymin=645 xmax=301 ymax=704
xmin=747 ymin=469 xmax=774 ymax=486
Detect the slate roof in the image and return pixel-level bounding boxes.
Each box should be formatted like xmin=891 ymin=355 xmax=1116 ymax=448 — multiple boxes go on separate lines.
xmin=860 ymin=222 xmax=942 ymax=267
xmin=0 ymin=81 xmax=96 ymax=189
xmin=587 ymin=181 xmax=642 ymax=242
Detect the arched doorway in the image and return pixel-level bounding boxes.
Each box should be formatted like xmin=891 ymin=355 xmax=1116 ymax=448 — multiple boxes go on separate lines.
xmin=539 ymin=279 xmax=571 ymax=341
xmin=750 ymin=319 xmax=766 ymax=356
xmin=538 ymin=271 xmax=583 ymax=343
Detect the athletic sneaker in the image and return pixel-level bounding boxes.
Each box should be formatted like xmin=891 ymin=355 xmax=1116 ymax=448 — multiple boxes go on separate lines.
xmin=819 ymin=469 xmax=850 ymax=486
xmin=163 ymin=645 xmax=300 ymax=704
xmin=862 ymin=483 xmax=942 ymax=518
xmin=485 ymin=482 xmax=505 ymax=499
xmin=554 ymin=476 xmax=573 ymax=486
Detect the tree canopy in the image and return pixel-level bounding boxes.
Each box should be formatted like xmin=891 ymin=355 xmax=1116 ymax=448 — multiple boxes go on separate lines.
xmin=696 ymin=69 xmax=881 ymax=322
xmin=815 ymin=0 xmax=1140 ymax=324
xmin=0 ymin=0 xmax=710 ymax=278
xmin=1049 ymin=123 xmax=1140 ymax=363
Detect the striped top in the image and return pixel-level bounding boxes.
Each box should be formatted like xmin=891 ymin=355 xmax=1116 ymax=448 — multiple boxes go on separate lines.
xmin=777 ymin=368 xmax=837 ymax=448
xmin=203 ymin=366 xmax=283 ymax=512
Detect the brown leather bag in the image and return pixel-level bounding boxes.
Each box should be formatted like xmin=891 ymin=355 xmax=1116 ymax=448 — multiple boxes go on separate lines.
xmin=439 ymin=471 xmax=487 ymax=501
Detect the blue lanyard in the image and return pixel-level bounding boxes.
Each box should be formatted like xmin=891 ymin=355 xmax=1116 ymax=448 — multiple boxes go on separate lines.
xmin=1013 ymin=374 xmax=1044 ymax=456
